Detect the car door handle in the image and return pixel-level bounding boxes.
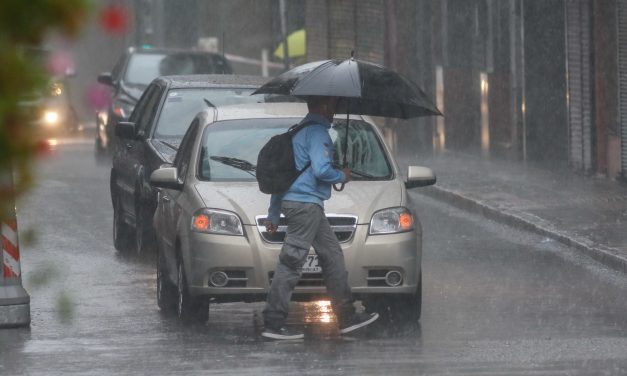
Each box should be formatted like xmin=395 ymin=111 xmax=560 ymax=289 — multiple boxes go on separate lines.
xmin=125 ymin=143 xmax=133 ymax=149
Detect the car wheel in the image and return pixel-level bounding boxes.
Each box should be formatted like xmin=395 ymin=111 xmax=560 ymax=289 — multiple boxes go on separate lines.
xmin=95 ymin=136 xmax=108 ymax=162
xmin=113 ymin=196 xmax=134 ymax=252
xmin=157 ymin=250 xmax=177 ymax=313
xmin=176 ymin=257 xmax=209 ymax=323
xmin=134 ymin=203 xmax=154 ymax=256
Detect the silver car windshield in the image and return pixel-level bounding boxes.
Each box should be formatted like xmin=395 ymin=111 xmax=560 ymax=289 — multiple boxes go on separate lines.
xmin=198 ymin=118 xmax=393 ymax=181
xmin=154 ymin=88 xmax=260 ymax=139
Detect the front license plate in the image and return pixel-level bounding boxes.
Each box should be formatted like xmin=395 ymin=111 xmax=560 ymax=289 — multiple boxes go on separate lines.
xmin=302 ymin=254 xmax=321 ymax=273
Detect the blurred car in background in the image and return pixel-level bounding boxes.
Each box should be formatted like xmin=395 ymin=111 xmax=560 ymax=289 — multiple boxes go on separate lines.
xmin=149 ymin=102 xmax=436 ymax=323
xmin=19 ymin=47 xmax=80 ymax=136
xmin=95 ymin=46 xmax=233 ymax=159
xmin=110 ymin=74 xmax=272 ymax=256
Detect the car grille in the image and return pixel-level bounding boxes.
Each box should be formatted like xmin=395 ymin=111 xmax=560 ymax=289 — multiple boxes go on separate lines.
xmin=256 ymin=214 xmax=358 ymax=244
xmin=268 ymin=271 xmax=325 ymax=287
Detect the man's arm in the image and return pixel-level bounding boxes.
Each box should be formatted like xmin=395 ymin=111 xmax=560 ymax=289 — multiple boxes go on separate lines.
xmin=309 ymin=130 xmax=346 ymax=184
xmin=267 ymin=193 xmax=284 ymax=228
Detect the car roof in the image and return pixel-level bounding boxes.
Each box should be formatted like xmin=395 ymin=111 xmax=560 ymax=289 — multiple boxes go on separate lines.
xmin=127 ymin=46 xmax=223 ymax=56
xmin=153 ymin=74 xmax=269 ymax=89
xmin=208 ymin=102 xmax=366 ymax=122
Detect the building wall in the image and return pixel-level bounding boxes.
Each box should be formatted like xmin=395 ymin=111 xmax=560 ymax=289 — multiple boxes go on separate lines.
xmin=305 ymin=0 xmax=328 ymax=61
xmin=197 ymin=0 xmax=276 ymax=75
xmin=593 ymin=0 xmax=619 ymax=178
xmin=305 ymin=0 xmax=385 ymax=63
xmin=303 ymin=0 xmax=622 ymax=179
xmin=524 ymin=0 xmax=568 ymax=167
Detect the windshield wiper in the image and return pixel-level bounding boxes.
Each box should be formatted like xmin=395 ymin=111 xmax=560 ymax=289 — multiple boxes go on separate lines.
xmin=332 ymin=162 xmax=381 ymax=180
xmin=348 ymin=169 xmax=381 ymax=180
xmin=209 ymin=155 xmax=256 ymax=177
xmin=204 ymin=98 xmax=215 ymax=108
xmin=158 ymin=139 xmax=178 ymax=151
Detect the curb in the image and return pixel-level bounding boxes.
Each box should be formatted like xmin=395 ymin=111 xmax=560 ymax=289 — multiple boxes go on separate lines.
xmin=419 ymin=185 xmax=627 ymax=275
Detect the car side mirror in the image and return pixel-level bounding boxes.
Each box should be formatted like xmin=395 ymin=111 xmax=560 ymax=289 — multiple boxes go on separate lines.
xmin=115 ymin=121 xmax=136 ymax=139
xmin=150 ymin=167 xmax=183 ymax=190
xmin=405 ymin=166 xmax=436 ymax=189
xmin=97 ymin=72 xmax=114 ymax=86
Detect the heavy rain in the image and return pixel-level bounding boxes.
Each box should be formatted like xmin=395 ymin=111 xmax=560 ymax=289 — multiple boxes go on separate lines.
xmin=1 ymin=1 xmax=626 ymax=375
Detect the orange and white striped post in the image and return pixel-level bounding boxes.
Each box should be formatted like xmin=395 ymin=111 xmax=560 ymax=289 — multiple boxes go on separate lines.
xmin=0 ymin=170 xmax=30 ymax=328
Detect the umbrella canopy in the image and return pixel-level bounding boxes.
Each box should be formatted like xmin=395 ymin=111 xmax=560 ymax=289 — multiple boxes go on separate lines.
xmin=274 ymin=29 xmax=306 ymax=59
xmin=252 ymin=58 xmax=441 ymax=118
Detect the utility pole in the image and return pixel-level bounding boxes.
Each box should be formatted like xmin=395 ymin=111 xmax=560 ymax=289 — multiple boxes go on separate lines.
xmin=279 ymin=0 xmax=290 ymax=71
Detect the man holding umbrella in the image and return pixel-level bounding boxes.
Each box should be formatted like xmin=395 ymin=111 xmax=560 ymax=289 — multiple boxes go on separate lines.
xmin=255 ymin=56 xmax=440 ymax=340
xmin=261 ymin=95 xmax=379 ymax=340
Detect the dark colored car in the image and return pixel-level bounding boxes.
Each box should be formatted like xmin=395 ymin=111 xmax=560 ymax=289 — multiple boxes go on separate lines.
xmin=110 ymin=74 xmax=270 ymax=255
xmin=95 ymin=47 xmax=233 ymax=159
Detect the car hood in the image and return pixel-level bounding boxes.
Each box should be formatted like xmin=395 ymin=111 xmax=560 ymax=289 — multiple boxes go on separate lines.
xmin=193 ymin=180 xmax=402 ymax=225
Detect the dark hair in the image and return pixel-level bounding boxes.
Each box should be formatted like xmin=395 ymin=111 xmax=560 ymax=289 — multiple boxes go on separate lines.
xmin=306 ymin=95 xmax=329 ymax=110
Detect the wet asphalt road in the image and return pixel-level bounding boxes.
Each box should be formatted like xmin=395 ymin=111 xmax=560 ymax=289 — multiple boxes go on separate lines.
xmin=1 ymin=137 xmax=626 ymax=375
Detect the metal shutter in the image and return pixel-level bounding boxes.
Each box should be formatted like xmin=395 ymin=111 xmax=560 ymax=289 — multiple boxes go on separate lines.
xmin=618 ymin=0 xmax=627 ymax=178
xmin=565 ymin=0 xmax=594 ymax=172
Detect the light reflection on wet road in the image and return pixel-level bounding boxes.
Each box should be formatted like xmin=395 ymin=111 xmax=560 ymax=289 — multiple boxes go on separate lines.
xmin=1 ymin=138 xmax=626 ymax=375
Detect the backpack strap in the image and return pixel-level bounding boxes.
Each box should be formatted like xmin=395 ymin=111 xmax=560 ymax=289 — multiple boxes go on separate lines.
xmin=288 ymin=119 xmax=317 ymax=135
xmin=289 ymin=119 xmax=317 ymax=174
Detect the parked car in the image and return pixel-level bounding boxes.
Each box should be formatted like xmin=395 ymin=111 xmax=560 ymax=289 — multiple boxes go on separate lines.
xmin=110 ymin=74 xmax=271 ymax=256
xmin=96 ymin=46 xmax=233 ymax=159
xmin=149 ymin=102 xmax=436 ymax=323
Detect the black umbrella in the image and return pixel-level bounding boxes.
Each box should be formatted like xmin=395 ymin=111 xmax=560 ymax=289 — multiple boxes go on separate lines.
xmin=253 ymin=56 xmax=441 ymax=189
xmin=253 ymin=57 xmax=441 ymax=118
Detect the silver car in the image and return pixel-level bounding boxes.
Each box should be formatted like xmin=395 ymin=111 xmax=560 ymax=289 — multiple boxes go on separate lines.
xmin=150 ymin=103 xmax=436 ymax=323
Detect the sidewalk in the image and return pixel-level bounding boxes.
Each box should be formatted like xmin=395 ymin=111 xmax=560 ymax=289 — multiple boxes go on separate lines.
xmin=401 ymin=152 xmax=627 ymax=274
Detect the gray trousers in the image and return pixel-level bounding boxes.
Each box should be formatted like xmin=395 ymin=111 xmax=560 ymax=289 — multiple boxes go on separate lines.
xmin=263 ymin=201 xmax=355 ymax=329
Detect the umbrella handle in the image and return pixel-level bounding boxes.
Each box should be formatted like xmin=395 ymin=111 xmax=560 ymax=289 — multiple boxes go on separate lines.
xmin=333 ymin=158 xmax=349 ymax=192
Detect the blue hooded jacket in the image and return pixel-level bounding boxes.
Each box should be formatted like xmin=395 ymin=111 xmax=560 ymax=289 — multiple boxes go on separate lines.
xmin=267 ymin=113 xmax=347 ymax=225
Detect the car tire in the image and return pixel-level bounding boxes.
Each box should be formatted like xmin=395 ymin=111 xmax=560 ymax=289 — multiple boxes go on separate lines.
xmin=113 ymin=196 xmax=134 ymax=253
xmin=176 ymin=257 xmax=209 ymax=323
xmin=95 ymin=136 xmax=108 ymax=163
xmin=157 ymin=250 xmax=177 ymax=313
xmin=134 ymin=202 xmax=154 ymax=256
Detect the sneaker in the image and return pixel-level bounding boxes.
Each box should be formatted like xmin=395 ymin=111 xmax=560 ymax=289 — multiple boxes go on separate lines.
xmin=261 ymin=326 xmax=304 ymax=340
xmin=338 ymin=312 xmax=379 ymax=334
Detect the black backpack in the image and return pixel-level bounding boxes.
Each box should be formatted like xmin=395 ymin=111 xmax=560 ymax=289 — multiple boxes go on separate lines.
xmin=256 ymin=120 xmax=315 ymax=194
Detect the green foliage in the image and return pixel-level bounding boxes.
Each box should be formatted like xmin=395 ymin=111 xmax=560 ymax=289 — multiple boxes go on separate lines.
xmin=0 ymin=0 xmax=90 ymax=220
xmin=0 ymin=0 xmax=88 ymax=44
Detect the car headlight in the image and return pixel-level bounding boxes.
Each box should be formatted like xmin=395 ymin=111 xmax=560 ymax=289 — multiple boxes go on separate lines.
xmin=191 ymin=209 xmax=243 ymax=236
xmin=44 ymin=110 xmax=59 ymax=125
xmin=369 ymin=207 xmax=414 ymax=235
xmin=112 ymin=100 xmax=135 ymax=119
